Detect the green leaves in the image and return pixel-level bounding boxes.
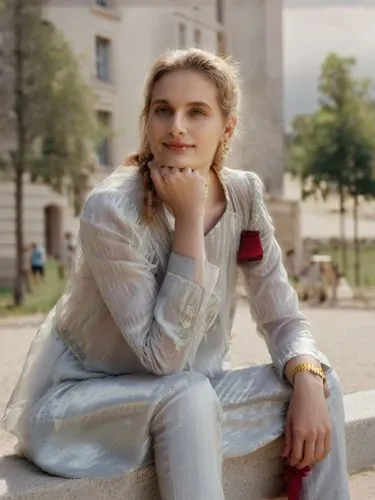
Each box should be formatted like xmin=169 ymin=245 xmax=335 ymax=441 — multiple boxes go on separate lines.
xmin=0 ymin=0 xmax=100 ymax=207
xmin=287 ymin=52 xmax=375 ymax=283
xmin=287 ymin=52 xmax=375 ymax=202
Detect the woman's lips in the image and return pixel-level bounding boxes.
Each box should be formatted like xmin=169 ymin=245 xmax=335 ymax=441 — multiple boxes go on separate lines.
xmin=163 ymin=143 xmax=194 ymax=153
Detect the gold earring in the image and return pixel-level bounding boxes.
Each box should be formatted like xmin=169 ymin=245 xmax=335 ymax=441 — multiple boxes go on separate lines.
xmin=221 ymin=139 xmax=229 ymax=158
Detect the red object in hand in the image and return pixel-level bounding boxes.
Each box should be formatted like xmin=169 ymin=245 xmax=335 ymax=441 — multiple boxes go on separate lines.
xmin=285 ymin=465 xmax=311 ymax=500
xmin=237 ymin=230 xmax=263 ymax=264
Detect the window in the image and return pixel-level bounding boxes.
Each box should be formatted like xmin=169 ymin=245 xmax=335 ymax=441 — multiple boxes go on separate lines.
xmin=97 ymin=111 xmax=112 ymax=166
xmin=95 ymin=0 xmax=109 ymax=7
xmin=194 ymin=28 xmax=201 ymax=48
xmin=95 ymin=36 xmax=111 ymax=82
xmin=178 ymin=23 xmax=186 ymax=49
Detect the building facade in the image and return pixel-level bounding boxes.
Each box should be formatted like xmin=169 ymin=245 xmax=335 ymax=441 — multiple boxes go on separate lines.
xmin=0 ymin=1 xmax=285 ymax=286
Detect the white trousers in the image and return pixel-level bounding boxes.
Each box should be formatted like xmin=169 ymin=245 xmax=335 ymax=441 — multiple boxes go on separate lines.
xmin=23 ymin=361 xmax=350 ymax=500
xmin=150 ymin=367 xmax=350 ymax=500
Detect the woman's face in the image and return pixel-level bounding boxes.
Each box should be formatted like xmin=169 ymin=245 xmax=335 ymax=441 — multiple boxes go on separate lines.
xmin=147 ymin=70 xmax=229 ymax=175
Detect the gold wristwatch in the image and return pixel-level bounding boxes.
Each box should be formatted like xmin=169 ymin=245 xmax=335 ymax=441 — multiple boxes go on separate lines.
xmin=291 ymin=362 xmax=327 ymax=386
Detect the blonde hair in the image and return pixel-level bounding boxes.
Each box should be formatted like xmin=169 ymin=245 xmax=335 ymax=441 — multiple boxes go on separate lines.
xmin=124 ymin=48 xmax=240 ymax=222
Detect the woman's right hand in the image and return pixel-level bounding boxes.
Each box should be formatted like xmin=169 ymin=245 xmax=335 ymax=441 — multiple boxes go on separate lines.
xmin=149 ymin=161 xmax=207 ymax=220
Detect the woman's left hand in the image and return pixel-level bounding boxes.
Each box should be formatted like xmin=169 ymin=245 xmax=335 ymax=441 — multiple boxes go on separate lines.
xmin=282 ymin=373 xmax=332 ymax=469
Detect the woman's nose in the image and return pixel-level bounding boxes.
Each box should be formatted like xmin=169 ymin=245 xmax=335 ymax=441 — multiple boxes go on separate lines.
xmin=169 ymin=112 xmax=186 ymax=136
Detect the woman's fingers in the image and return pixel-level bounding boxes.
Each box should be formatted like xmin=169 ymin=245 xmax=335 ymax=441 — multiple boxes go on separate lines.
xmin=289 ymin=428 xmax=304 ymax=467
xmin=148 ymin=163 xmax=206 ymax=218
xmin=289 ymin=426 xmax=331 ymax=469
xmin=298 ymin=434 xmax=316 ymax=469
xmin=150 ymin=165 xmax=166 ymax=190
xmin=282 ymin=417 xmax=292 ymax=459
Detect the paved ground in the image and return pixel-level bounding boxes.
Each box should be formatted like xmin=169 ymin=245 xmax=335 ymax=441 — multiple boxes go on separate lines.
xmin=0 ymin=302 xmax=374 ymax=497
xmin=231 ymin=299 xmax=375 ymax=394
xmin=284 ymin=174 xmax=375 ymax=239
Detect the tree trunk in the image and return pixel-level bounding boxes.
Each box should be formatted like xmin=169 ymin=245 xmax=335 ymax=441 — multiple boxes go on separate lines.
xmin=14 ymin=159 xmax=25 ymax=306
xmin=353 ymin=192 xmax=360 ymax=290
xmin=338 ymin=186 xmax=347 ymax=276
xmin=13 ymin=0 xmax=26 ymax=306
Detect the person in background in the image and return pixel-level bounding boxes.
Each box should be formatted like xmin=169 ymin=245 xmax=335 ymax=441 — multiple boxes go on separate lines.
xmin=60 ymin=232 xmax=75 ymax=279
xmin=30 ymin=242 xmax=46 ymax=285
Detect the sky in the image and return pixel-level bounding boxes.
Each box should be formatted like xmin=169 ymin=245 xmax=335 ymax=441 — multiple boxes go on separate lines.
xmin=283 ymin=0 xmax=375 ymax=125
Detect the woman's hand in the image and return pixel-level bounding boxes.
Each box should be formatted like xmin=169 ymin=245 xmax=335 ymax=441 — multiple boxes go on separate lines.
xmin=282 ymin=372 xmax=332 ymax=469
xmin=149 ymin=161 xmax=207 ymax=220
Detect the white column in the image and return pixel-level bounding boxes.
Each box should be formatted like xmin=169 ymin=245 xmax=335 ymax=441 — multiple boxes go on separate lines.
xmin=226 ymin=0 xmax=284 ymax=197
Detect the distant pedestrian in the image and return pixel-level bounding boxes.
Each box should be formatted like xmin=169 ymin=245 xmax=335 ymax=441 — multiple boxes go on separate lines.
xmin=30 ymin=242 xmax=46 ymax=284
xmin=59 ymin=232 xmax=75 ymax=280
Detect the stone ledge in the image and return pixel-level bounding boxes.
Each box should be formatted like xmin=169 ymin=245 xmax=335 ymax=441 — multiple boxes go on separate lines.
xmin=344 ymin=390 xmax=375 ymax=473
xmin=0 ymin=390 xmax=374 ymax=500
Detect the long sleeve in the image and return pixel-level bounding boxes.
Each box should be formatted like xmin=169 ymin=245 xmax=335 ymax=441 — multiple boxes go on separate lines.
xmin=238 ymin=174 xmax=330 ymax=379
xmin=79 ymin=191 xmax=221 ymax=376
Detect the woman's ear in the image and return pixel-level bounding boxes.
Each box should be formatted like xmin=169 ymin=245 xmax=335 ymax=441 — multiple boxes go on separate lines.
xmin=225 ymin=116 xmax=237 ymax=139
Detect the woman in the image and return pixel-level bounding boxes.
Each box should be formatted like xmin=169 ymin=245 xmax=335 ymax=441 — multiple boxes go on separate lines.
xmin=2 ymin=49 xmax=349 ymax=499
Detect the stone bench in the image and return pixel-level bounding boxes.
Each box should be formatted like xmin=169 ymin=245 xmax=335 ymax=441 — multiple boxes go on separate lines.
xmin=0 ymin=390 xmax=374 ymax=500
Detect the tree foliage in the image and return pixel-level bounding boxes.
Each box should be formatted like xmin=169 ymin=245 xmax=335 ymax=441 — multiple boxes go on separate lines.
xmin=287 ymin=53 xmax=375 ymax=286
xmin=0 ymin=0 xmax=100 ymax=202
xmin=0 ymin=0 xmax=101 ymax=304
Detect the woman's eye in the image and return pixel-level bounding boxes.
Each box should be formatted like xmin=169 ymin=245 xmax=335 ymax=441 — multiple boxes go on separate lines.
xmin=190 ymin=108 xmax=206 ymax=117
xmin=155 ymin=107 xmax=171 ymax=116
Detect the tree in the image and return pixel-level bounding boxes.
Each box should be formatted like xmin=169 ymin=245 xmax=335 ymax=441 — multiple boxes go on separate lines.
xmin=0 ymin=0 xmax=100 ymax=305
xmin=287 ymin=53 xmax=375 ymax=285
xmin=287 ymin=107 xmax=351 ymax=271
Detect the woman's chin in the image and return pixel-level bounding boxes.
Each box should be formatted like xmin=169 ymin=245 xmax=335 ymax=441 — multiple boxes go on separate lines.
xmin=155 ymin=152 xmax=195 ymax=169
